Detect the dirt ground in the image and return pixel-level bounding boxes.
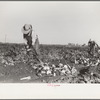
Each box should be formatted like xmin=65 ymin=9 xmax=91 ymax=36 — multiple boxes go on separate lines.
xmin=0 ymin=43 xmax=100 ymax=83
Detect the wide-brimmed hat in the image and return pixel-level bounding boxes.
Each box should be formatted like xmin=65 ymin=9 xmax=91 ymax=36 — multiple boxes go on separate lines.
xmin=22 ymin=24 xmax=33 ymax=34
xmin=24 ymin=24 xmax=32 ymax=30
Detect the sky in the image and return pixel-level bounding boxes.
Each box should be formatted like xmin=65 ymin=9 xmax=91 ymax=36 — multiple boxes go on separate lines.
xmin=0 ymin=1 xmax=100 ymax=45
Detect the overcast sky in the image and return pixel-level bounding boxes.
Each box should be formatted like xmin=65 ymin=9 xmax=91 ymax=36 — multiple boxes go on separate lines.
xmin=0 ymin=1 xmax=100 ymax=45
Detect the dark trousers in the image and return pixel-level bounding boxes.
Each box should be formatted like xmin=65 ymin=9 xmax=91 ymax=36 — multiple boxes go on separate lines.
xmin=23 ymin=34 xmax=32 ymax=48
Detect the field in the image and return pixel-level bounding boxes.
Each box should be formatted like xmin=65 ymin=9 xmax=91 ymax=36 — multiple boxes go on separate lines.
xmin=0 ymin=43 xmax=100 ymax=83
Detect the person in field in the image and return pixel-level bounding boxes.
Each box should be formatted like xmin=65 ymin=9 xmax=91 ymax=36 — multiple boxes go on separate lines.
xmin=22 ymin=24 xmax=33 ymax=50
xmin=22 ymin=24 xmax=42 ymax=63
xmin=88 ymin=39 xmax=99 ymax=56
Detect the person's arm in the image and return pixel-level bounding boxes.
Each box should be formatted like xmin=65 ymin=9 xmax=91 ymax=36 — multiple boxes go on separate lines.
xmin=95 ymin=42 xmax=100 ymax=49
xmin=28 ymin=29 xmax=32 ymax=36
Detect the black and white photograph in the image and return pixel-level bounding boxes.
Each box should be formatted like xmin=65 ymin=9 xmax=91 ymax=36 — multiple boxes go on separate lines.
xmin=1 ymin=1 xmax=100 ymax=99
xmin=0 ymin=1 xmax=100 ymax=84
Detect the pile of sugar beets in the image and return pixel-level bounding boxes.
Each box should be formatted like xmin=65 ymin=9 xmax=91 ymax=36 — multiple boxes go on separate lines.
xmin=24 ymin=47 xmax=100 ymax=83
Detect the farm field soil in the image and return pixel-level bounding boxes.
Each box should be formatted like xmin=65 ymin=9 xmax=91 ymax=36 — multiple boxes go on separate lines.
xmin=0 ymin=43 xmax=100 ymax=83
xmin=0 ymin=62 xmax=66 ymax=83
